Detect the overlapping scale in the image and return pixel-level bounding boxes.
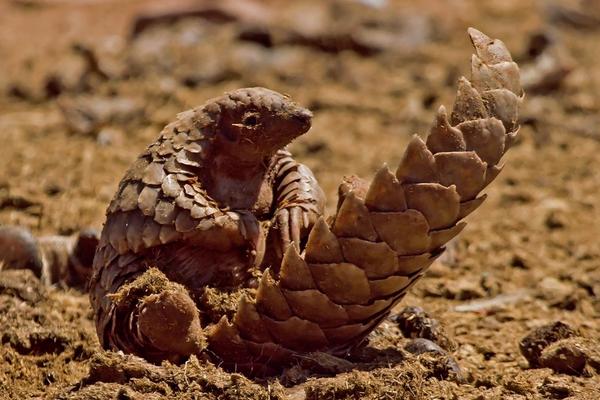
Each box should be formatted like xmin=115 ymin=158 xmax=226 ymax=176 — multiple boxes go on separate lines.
xmin=322 ymin=321 xmax=375 ymax=345
xmin=154 ymin=200 xmax=177 ymax=225
xmin=369 ymin=275 xmax=412 ymax=298
xmin=333 ymin=192 xmax=378 ymax=241
xmin=458 ymin=194 xmax=487 ymax=219
xmin=309 ymin=263 xmax=371 ymax=305
xmin=208 ymin=316 xmax=252 ymax=361
xmin=434 ymin=151 xmax=487 ymax=201
xmin=455 ymin=118 xmax=506 ymax=166
xmin=338 ymin=238 xmax=399 ymax=279
xmin=282 ymin=289 xmax=349 ymax=327
xmin=304 ymin=218 xmax=344 ymax=263
xmin=233 ymin=295 xmax=272 ymax=343
xmin=161 ymin=174 xmax=182 ymax=198
xmin=138 ymin=186 xmax=159 ymax=216
xmin=364 ymin=166 xmax=407 ymax=212
xmin=119 ymin=182 xmax=142 ymax=212
xmin=481 ymin=89 xmax=520 ymax=132
xmin=125 ymin=211 xmax=146 ymax=253
xmin=396 ymin=136 xmax=438 ymax=184
xmin=158 ymin=224 xmax=179 ymax=244
xmin=141 ymin=219 xmax=161 ymax=248
xmin=279 ymin=245 xmax=316 ymax=290
xmin=255 ymin=269 xmax=292 ymax=320
xmin=141 ymin=162 xmax=165 ymax=186
xmin=344 ymin=298 xmax=393 ymax=322
xmin=106 ymin=211 xmax=129 ymax=254
xmin=370 ymin=210 xmax=431 ymax=255
xmin=261 ymin=316 xmax=327 ymax=352
xmin=429 ymin=222 xmax=467 ymax=250
xmin=403 ymin=183 xmax=460 ymax=230
xmin=426 ymin=106 xmax=466 ymax=154
xmin=450 ymin=77 xmax=488 ymax=125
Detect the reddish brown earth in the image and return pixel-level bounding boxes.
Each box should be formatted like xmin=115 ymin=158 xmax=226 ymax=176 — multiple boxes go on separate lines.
xmin=0 ymin=0 xmax=599 ymax=398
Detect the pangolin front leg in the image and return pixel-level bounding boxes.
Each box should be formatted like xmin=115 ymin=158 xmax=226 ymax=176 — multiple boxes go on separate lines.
xmin=268 ymin=149 xmax=326 ymax=262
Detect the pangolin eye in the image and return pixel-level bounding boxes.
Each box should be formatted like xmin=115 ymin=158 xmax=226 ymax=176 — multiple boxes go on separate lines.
xmin=242 ymin=113 xmax=259 ymax=127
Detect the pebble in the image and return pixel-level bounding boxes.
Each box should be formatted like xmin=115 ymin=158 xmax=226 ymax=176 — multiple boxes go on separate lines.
xmin=519 ymin=321 xmax=578 ymax=367
xmin=0 ymin=226 xmax=44 ymax=278
xmin=391 ymin=306 xmax=456 ymax=351
xmin=539 ymin=338 xmax=587 ymax=375
xmin=405 ymin=338 xmax=464 ymax=383
xmin=404 ymin=338 xmax=445 ymax=355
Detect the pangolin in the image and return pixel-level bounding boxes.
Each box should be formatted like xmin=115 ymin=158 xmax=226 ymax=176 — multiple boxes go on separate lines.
xmin=90 ymin=28 xmax=523 ymax=375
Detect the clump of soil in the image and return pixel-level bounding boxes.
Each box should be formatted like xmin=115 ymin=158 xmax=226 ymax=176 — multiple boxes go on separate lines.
xmin=519 ymin=321 xmax=579 ymax=367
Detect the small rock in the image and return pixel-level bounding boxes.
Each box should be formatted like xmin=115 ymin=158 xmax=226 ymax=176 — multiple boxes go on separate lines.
xmin=538 ymin=277 xmax=569 ymax=294
xmin=404 ymin=338 xmax=445 ymax=355
xmin=0 ymin=226 xmax=44 ymax=278
xmin=504 ymin=377 xmax=534 ymax=396
xmin=503 ymin=369 xmax=553 ymax=396
xmin=0 ymin=225 xmax=97 ymax=291
xmin=293 ymin=352 xmax=354 ymax=375
xmin=97 ymin=127 xmax=124 ymax=146
xmin=544 ymin=210 xmax=567 ymax=229
xmin=0 ymin=191 xmax=41 ymax=212
xmin=415 ymin=348 xmax=464 ymax=383
xmin=391 ymin=306 xmax=456 ymax=351
xmin=519 ymin=30 xmax=574 ymax=94
xmin=519 ymin=321 xmax=578 ymax=367
xmin=539 ymin=338 xmax=587 ymax=375
xmin=447 ymin=280 xmax=486 ymax=300
xmin=404 ymin=338 xmax=464 ymax=382
xmin=585 ymin=345 xmax=600 ymax=373
xmin=510 ymin=251 xmax=531 ymax=269
xmin=44 ymin=183 xmax=63 ymax=196
xmin=280 ymin=364 xmax=310 ymax=386
xmin=59 ymin=95 xmax=145 ymax=136
xmin=539 ymin=376 xmax=573 ymax=399
xmin=538 ymin=277 xmax=577 ymax=310
xmin=540 ymin=382 xmax=574 ymax=399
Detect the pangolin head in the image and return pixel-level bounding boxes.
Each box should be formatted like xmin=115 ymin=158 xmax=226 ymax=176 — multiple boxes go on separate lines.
xmin=212 ymin=87 xmax=312 ymax=162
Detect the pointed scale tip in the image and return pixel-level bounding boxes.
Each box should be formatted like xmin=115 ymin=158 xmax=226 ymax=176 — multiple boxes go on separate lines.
xmin=467 ymin=27 xmax=490 ymax=45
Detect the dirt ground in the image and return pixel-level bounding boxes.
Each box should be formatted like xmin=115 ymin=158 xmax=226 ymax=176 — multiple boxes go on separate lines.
xmin=1 ymin=0 xmax=599 ymax=398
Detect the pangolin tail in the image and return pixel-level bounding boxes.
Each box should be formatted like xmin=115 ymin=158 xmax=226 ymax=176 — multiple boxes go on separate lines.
xmin=207 ymin=28 xmax=523 ymax=376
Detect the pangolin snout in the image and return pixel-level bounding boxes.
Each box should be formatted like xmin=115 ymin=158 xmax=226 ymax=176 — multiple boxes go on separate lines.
xmin=292 ymin=107 xmax=313 ymax=133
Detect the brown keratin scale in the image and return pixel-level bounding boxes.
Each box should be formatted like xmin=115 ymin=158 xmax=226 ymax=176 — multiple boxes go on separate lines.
xmin=89 ymin=28 xmax=524 ymax=376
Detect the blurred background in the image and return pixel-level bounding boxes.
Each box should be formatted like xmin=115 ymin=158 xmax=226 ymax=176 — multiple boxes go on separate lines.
xmin=2 ymin=0 xmax=598 ymax=232
xmin=0 ymin=0 xmax=599 ymax=398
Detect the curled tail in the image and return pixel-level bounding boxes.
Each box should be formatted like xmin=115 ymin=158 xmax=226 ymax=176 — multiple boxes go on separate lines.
xmin=207 ymin=28 xmax=524 ymax=375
